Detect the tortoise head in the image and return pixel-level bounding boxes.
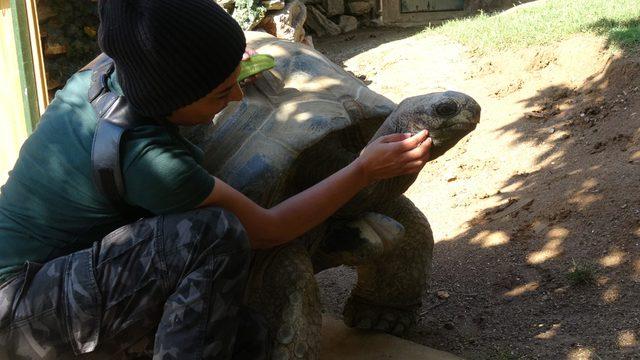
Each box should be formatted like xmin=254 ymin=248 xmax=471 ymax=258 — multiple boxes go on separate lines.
xmin=375 ymin=91 xmax=481 ymax=160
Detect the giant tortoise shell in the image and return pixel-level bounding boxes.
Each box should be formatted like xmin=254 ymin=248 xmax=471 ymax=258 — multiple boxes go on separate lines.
xmin=184 ymin=31 xmax=397 ymax=207
xmin=182 ymin=31 xmax=480 ymax=360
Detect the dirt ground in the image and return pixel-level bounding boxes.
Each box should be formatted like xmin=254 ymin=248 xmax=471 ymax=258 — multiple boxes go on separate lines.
xmin=313 ymin=27 xmax=640 ymax=359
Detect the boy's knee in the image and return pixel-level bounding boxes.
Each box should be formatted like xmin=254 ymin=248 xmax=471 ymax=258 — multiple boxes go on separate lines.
xmin=188 ymin=207 xmax=250 ymax=255
xmin=162 ymin=207 xmax=250 ymax=256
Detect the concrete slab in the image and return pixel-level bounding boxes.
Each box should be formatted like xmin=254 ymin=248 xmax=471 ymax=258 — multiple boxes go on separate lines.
xmin=320 ymin=316 xmax=463 ymax=360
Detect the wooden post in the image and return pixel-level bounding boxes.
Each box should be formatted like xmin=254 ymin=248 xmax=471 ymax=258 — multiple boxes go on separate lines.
xmin=0 ymin=0 xmax=47 ymax=187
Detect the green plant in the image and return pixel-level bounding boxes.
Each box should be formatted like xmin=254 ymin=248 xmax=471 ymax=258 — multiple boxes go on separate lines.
xmin=232 ymin=0 xmax=267 ymax=30
xmin=492 ymin=346 xmax=520 ymax=360
xmin=567 ymin=259 xmax=596 ymax=286
xmin=424 ymin=0 xmax=640 ymax=53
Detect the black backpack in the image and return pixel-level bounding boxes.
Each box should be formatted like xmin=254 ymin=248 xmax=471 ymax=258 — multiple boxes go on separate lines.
xmin=82 ymin=54 xmax=153 ymax=221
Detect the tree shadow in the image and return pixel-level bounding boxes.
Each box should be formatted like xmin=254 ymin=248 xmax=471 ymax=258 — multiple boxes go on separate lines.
xmin=405 ymin=19 xmax=640 ymax=359
xmin=587 ymin=18 xmax=640 ymax=49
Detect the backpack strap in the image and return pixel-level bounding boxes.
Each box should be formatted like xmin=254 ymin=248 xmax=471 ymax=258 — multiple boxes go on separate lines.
xmin=85 ymin=54 xmax=154 ymax=220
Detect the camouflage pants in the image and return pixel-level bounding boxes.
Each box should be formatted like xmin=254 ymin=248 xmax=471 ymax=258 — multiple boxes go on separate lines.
xmin=0 ymin=207 xmax=269 ymax=359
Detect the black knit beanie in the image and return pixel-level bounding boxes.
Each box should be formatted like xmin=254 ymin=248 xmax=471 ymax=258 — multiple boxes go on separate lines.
xmin=98 ymin=0 xmax=246 ymax=118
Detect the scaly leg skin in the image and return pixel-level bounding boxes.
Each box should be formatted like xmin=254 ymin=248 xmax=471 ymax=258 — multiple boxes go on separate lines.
xmin=343 ymin=195 xmax=434 ymax=335
xmin=246 ymin=244 xmax=322 ymax=360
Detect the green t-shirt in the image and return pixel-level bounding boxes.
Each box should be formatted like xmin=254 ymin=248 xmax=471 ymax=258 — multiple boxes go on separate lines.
xmin=0 ymin=69 xmax=215 ymax=283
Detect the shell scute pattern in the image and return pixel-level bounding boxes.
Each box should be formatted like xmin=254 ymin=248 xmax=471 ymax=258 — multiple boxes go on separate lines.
xmin=183 ymin=32 xmax=395 ymax=207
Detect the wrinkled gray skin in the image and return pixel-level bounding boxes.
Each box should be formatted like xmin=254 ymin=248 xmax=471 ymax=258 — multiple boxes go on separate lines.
xmin=183 ymin=32 xmax=480 ymax=360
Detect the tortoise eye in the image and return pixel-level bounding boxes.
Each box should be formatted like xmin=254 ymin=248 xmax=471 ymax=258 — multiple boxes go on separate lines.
xmin=435 ymin=100 xmax=459 ymax=117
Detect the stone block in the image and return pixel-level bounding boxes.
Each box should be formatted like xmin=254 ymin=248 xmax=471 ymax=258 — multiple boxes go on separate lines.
xmin=306 ymin=5 xmax=341 ymax=37
xmin=347 ymin=1 xmax=371 ymax=15
xmin=260 ymin=0 xmax=307 ymax=42
xmin=44 ymin=41 xmax=67 ymax=57
xmin=262 ymin=0 xmax=286 ymax=10
xmin=323 ymin=0 xmax=344 ymax=16
xmin=302 ymin=35 xmax=314 ymax=48
xmin=217 ymin=0 xmax=235 ymax=12
xmin=338 ymin=15 xmax=357 ymax=33
xmin=320 ymin=316 xmax=464 ymax=360
xmin=37 ymin=2 xmax=57 ymax=23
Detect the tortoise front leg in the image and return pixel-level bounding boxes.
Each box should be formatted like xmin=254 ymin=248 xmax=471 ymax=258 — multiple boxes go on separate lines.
xmin=343 ymin=195 xmax=434 ymax=334
xmin=246 ymin=244 xmax=323 ymax=360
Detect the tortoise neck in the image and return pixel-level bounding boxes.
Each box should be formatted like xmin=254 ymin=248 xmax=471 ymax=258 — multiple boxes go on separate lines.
xmin=368 ymin=120 xmax=397 ymax=145
xmin=364 ymin=118 xmax=418 ymax=208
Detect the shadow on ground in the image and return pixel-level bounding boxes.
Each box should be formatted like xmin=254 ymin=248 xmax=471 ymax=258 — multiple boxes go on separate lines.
xmin=409 ymin=22 xmax=640 ymax=359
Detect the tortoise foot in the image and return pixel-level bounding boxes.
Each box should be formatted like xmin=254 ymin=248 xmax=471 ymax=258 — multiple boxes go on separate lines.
xmin=314 ymin=213 xmax=405 ymax=271
xmin=343 ymin=295 xmax=416 ymax=336
xmin=271 ymin=323 xmax=318 ymax=360
xmin=248 ymin=245 xmax=322 ymax=360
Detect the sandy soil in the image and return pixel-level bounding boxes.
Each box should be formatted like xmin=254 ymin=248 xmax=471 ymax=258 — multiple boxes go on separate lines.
xmin=314 ymin=27 xmax=640 ymax=360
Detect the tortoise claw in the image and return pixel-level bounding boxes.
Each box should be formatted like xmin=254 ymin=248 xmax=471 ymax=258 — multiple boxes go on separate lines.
xmin=343 ymin=295 xmax=417 ymax=335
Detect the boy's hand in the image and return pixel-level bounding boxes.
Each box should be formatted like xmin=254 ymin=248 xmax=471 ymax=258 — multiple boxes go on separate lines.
xmin=242 ymin=48 xmax=257 ymax=60
xmin=240 ymin=48 xmax=259 ymax=85
xmin=355 ymin=130 xmax=432 ymax=185
xmin=201 ymin=129 xmax=431 ymax=248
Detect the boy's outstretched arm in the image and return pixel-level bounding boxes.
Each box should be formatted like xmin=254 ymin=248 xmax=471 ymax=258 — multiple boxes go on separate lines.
xmin=198 ymin=131 xmax=432 ymax=249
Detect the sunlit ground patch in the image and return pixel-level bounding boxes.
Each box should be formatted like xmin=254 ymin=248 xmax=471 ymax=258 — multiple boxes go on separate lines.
xmin=599 ymin=249 xmax=625 ymax=267
xmin=527 ymin=228 xmax=567 ymax=264
xmin=504 ymin=281 xmax=539 ymax=297
xmin=618 ymin=330 xmax=638 ymax=348
xmin=534 ymin=323 xmax=561 ymax=340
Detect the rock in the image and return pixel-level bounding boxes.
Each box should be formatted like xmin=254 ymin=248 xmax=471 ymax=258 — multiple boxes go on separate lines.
xmin=261 ymin=0 xmax=307 ymax=42
xmin=232 ymin=0 xmax=267 ymax=30
xmin=323 ymin=0 xmax=344 ymax=16
xmin=436 ymin=290 xmax=450 ymax=299
xmin=303 ymin=35 xmax=315 ymax=48
xmin=46 ymin=77 xmax=62 ymax=91
xmin=257 ymin=15 xmax=278 ymax=37
xmin=367 ymin=0 xmax=378 ymax=13
xmin=83 ymin=26 xmax=97 ymax=38
xmin=487 ymin=197 xmax=534 ymax=221
xmin=338 ymin=15 xmax=357 ymax=33
xmin=321 ymin=316 xmax=463 ymax=360
xmin=262 ymin=0 xmax=285 ymax=10
xmin=37 ymin=3 xmax=57 ymax=23
xmin=305 ymin=5 xmax=341 ymax=37
xmin=369 ymin=17 xmax=383 ymax=27
xmin=217 ymin=0 xmax=235 ymax=12
xmin=44 ymin=41 xmax=67 ymax=57
xmin=347 ymin=1 xmax=371 ymax=15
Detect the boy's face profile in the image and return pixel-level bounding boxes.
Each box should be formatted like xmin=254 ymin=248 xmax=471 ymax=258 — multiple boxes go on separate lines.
xmin=168 ymin=65 xmax=243 ymax=125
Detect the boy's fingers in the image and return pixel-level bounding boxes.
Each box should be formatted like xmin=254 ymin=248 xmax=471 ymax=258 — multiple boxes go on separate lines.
xmin=380 ymin=133 xmax=412 ymax=143
xmin=403 ymin=165 xmax=423 ymax=174
xmin=242 ymin=48 xmax=258 ymax=61
xmin=402 ymin=137 xmax=432 ymax=160
xmin=396 ymin=130 xmax=429 ymax=151
xmin=403 ymin=159 xmax=426 ymax=169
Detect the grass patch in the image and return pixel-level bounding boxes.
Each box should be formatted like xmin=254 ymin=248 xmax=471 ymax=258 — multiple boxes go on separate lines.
xmin=494 ymin=349 xmax=519 ymax=360
xmin=567 ymin=259 xmax=596 ymax=286
xmin=425 ymin=0 xmax=640 ymax=53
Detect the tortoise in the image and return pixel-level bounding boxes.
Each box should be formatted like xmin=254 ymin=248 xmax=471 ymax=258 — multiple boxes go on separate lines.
xmin=182 ymin=31 xmax=481 ymax=359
